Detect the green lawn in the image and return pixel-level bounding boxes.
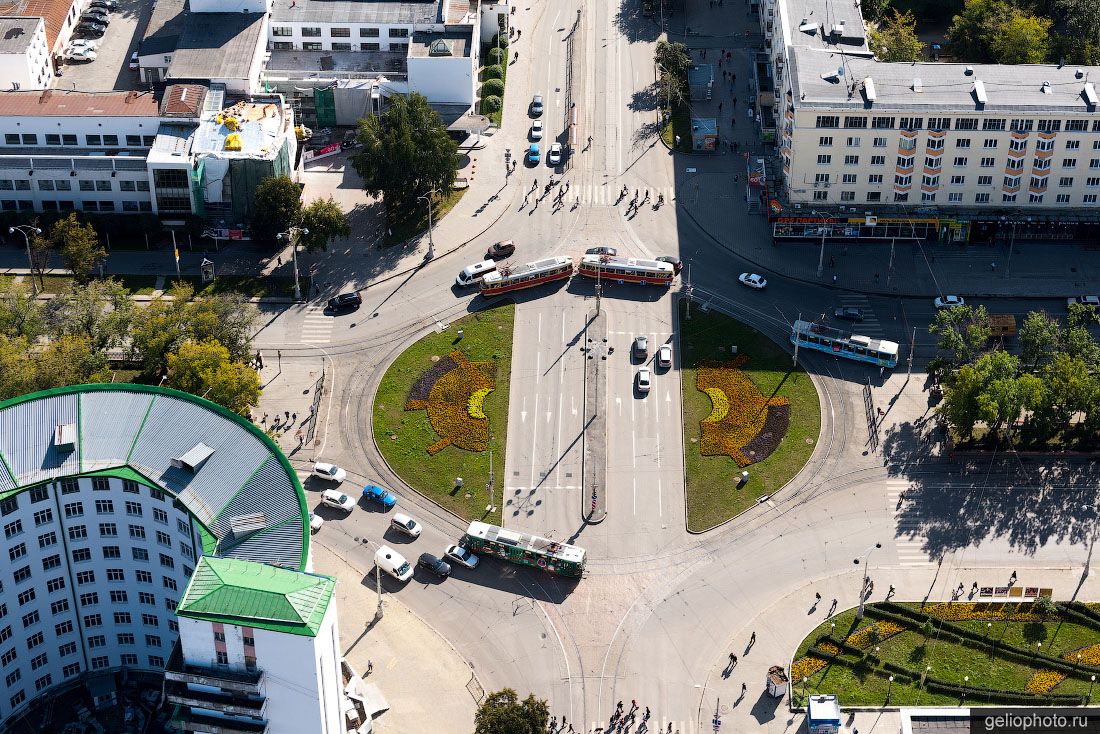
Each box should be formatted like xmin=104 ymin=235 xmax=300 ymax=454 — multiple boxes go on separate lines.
xmin=680 ymin=300 xmax=820 ymax=531
xmin=660 ymin=103 xmax=692 ymax=152
xmin=372 ymin=305 xmax=513 ymax=523
xmin=171 ymin=275 xmax=310 ymax=299
xmin=383 ymin=188 xmax=467 ymax=248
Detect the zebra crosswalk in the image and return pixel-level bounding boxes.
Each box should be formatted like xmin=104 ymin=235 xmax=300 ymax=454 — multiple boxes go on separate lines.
xmin=887 ymin=478 xmax=928 ymax=566
xmin=299 ymin=306 xmax=334 ymax=344
xmin=570 ymin=184 xmax=677 ymax=208
xmin=834 ymin=294 xmax=887 ymax=338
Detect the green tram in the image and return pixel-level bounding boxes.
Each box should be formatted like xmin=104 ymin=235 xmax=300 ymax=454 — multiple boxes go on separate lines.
xmin=463 ymin=521 xmax=586 ymax=578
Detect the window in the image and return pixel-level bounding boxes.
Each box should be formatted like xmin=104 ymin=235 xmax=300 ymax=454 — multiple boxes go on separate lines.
xmin=1067 ymin=140 xmax=1081 ymax=150
xmin=63 ymin=663 xmax=80 ymax=677
xmin=150 ymin=489 xmax=165 ymax=502
xmin=1067 ymin=119 xmax=1088 ymax=132
xmin=46 ymin=577 xmax=64 ymax=593
xmin=1085 ymin=194 xmax=1097 ymax=203
xmin=813 ymin=191 xmax=828 ymax=201
xmin=136 ymin=570 xmax=152 ymax=584
xmin=1009 ymin=138 xmax=1026 ymax=153
xmin=1003 ymin=193 xmax=1017 ymax=202
xmin=91 ymin=656 xmax=109 ymax=670
xmin=4 ymin=520 xmax=23 ymax=538
xmin=846 ymin=137 xmax=861 ymax=147
xmin=948 ymin=192 xmax=963 ymax=202
xmin=98 ymin=523 xmax=117 ymax=537
xmin=1004 ymin=175 xmax=1021 ymax=188
xmin=30 ymin=654 xmax=47 ymax=670
xmin=17 ymin=589 xmax=35 ymax=605
xmin=5 ymin=670 xmax=19 ymax=686
xmin=389 ymin=27 xmax=409 ymax=37
xmin=103 ymin=546 xmax=120 ymax=559
xmin=872 ymin=117 xmax=895 ymax=129
xmin=64 ymin=502 xmax=83 ymax=518
xmin=0 ymin=603 xmax=6 ymax=619
xmin=900 ymin=117 xmax=923 ymax=130
xmin=981 ymin=157 xmax=996 ymax=167
xmin=1057 ymin=193 xmax=1071 ymax=203
xmin=159 ymin=553 xmax=174 ymax=568
xmin=928 ymin=117 xmax=951 ymax=131
xmin=956 ymin=138 xmax=971 ymax=149
xmin=1060 ymin=176 xmax=1074 ymax=187
xmin=868 ymin=174 xmax=883 ymax=184
xmin=129 ymin=524 xmax=146 ymax=539
xmin=816 ymin=116 xmax=839 ymax=128
xmin=360 ymin=27 xmax=380 ymax=36
xmin=927 ymin=138 xmax=945 ymax=151
xmin=870 ymin=155 xmax=885 ymax=165
xmin=1034 ymin=158 xmax=1051 ymax=171
xmin=27 ymin=632 xmax=43 ymax=649
xmin=843 ymin=116 xmax=867 ymax=129
xmin=146 ymin=634 xmax=161 ymax=647
xmin=149 ymin=656 xmax=164 ymax=668
xmin=139 ymin=593 xmax=156 ymax=607
xmin=895 ymin=174 xmax=912 ymax=187
xmin=55 ymin=620 xmax=72 ymax=636
xmin=983 ymin=138 xmax=998 ymax=149
xmin=953 ymin=157 xmax=968 ymax=167
xmin=819 ymin=136 xmax=833 ymax=146
xmin=896 ymin=155 xmax=914 ymax=168
xmin=21 ymin=611 xmax=38 ymax=627
xmin=13 ymin=566 xmax=31 ymax=584
xmin=59 ymin=641 xmax=77 ymax=656
xmin=301 ymin=26 xmax=321 ymax=36
xmin=34 ymin=674 xmax=52 ymax=692
xmin=272 ymin=25 xmax=292 ymax=36
xmin=950 ymin=175 xmax=965 ymax=185
xmin=1089 ymin=177 xmax=1100 ymax=187
xmin=132 ymin=547 xmax=149 ymax=561
xmin=844 ymin=155 xmax=859 ymax=165
xmin=104 ymin=569 xmax=124 ymax=583
xmin=982 ymin=119 xmax=1006 ymax=131
xmin=92 ymin=477 xmax=109 ymax=491
xmin=840 ymin=191 xmax=855 ymax=201
xmin=924 ymin=156 xmax=940 ymax=170
xmin=817 ymin=154 xmax=831 ymax=165
xmin=94 ymin=180 xmax=111 ymax=192
xmin=329 ymin=26 xmax=350 ymax=37
xmin=156 ymin=530 xmax=171 ymax=547
xmin=60 ymin=479 xmax=78 ymax=494
xmin=360 ymin=42 xmax=380 ymax=51
xmin=331 ymin=42 xmax=352 ymax=50
xmin=0 ymin=648 xmax=13 ymax=665
xmin=110 ymin=590 xmax=127 ymax=604
xmin=126 ymin=135 xmax=141 ymax=146
xmin=1010 ymin=119 xmax=1033 ymax=132
xmin=29 ymin=487 xmax=48 ymax=504
xmin=955 ymin=118 xmax=978 ymax=130
xmin=38 ymin=180 xmax=55 ymax=191
xmin=86 ymin=134 xmax=102 ymax=146
xmin=87 ymin=635 xmax=106 ymax=648
xmin=77 ymin=571 xmax=95 ymax=585
xmin=115 ymin=613 xmax=132 ymax=626
xmin=142 ymin=613 xmax=158 ymax=626
xmin=119 ymin=180 xmax=135 ymax=192
xmin=842 ymin=174 xmax=857 ymax=184
xmin=1063 ymin=158 xmax=1077 ymax=168
xmin=921 ymin=192 xmax=936 ymax=202
xmin=123 ymin=480 xmax=139 ymax=494
xmin=9 ymin=543 xmax=26 ymax=561
xmin=814 ymin=173 xmax=830 ymax=184
xmin=50 ymin=600 xmax=68 ymax=615
xmin=1029 ymin=193 xmax=1044 ymax=203
xmin=899 ymin=137 xmax=917 ymax=151
xmin=10 ymin=690 xmax=25 ymax=708
xmin=216 ymin=650 xmax=229 ymax=665
xmin=31 ymin=509 xmax=52 ymax=527
xmin=1037 ymin=139 xmax=1055 ymax=152
xmin=303 ymin=42 xmax=322 ymax=51
xmin=977 ymin=175 xmax=993 ymax=186
xmin=166 ymin=599 xmax=177 ymax=612
xmin=83 ymin=614 xmax=101 ymax=627
xmin=214 ymin=631 xmax=226 ymax=643
xmin=1038 ymin=119 xmax=1061 ymax=132
xmin=243 ymin=635 xmax=255 ymax=647
xmin=120 ymin=653 xmax=138 ymax=666
xmin=873 ymin=137 xmax=888 ymax=147
xmin=152 ymin=508 xmax=167 ymax=524
xmin=177 ymin=519 xmax=189 ymax=535
xmin=163 ymin=576 xmax=177 ymax=591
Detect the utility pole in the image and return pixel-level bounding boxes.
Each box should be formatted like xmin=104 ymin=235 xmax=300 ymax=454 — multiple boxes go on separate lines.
xmin=683 ymin=263 xmax=693 ymax=319
xmin=278 ymin=227 xmax=309 ymax=301
xmin=373 ymin=564 xmax=384 ymax=622
xmin=419 ymin=189 xmax=439 ymax=260
xmin=9 ymin=225 xmax=41 ymax=296
xmin=887 ymin=236 xmax=896 ymax=286
xmin=906 ymin=326 xmax=916 ymax=378
xmin=855 ymin=542 xmax=881 ymax=620
xmin=594 ymin=264 xmax=603 ymax=315
xmin=486 ymin=448 xmax=496 ymax=515
xmin=1005 ymin=221 xmax=1018 ymax=279
xmin=793 ymin=312 xmax=802 ymax=367
xmin=817 ymin=225 xmax=827 ymax=278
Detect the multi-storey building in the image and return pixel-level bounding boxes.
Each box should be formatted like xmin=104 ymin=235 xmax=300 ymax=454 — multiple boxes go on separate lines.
xmin=0 ymin=17 xmax=53 ymax=90
xmin=0 ymin=384 xmax=352 ymax=734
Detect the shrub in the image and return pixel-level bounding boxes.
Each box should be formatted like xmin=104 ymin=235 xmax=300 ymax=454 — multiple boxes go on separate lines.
xmin=483 ymin=65 xmax=504 ymax=80
xmin=486 ymin=47 xmax=503 ymax=65
xmin=481 ymin=96 xmax=502 ymax=114
xmin=490 ymin=34 xmax=509 ymax=50
xmin=482 ymin=78 xmax=505 ymax=98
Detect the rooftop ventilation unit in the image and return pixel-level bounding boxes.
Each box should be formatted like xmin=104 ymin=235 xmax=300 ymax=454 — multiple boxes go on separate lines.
xmin=862 ymin=77 xmax=877 ymax=102
xmin=831 ymin=21 xmax=845 ymax=35
xmin=1041 ymin=81 xmax=1052 ymax=94
xmin=799 ymin=18 xmax=819 ymax=33
xmin=1076 ymin=68 xmax=1085 ymax=79
xmin=972 ymin=79 xmax=987 ymax=106
xmin=912 ymin=77 xmax=923 ymax=93
xmin=229 ymin=513 xmax=268 ymax=536
xmin=54 ymin=424 xmax=76 ymax=451
xmin=964 ymin=65 xmax=974 ymax=76
xmin=1084 ymin=82 xmax=1098 ymax=109
xmin=171 ymin=443 xmax=215 ymax=473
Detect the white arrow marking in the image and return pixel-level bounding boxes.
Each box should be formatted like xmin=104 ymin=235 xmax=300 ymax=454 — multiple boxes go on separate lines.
xmin=616 ymin=397 xmax=622 ymax=415
xmin=546 ymin=411 xmax=552 ymax=423
xmin=571 ymin=396 xmax=577 ymax=416
xmin=521 ymin=396 xmax=527 ymax=423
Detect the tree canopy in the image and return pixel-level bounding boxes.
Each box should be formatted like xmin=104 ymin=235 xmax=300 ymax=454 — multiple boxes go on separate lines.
xmin=46 ymin=278 xmax=134 ymax=354
xmin=167 ymin=339 xmax=261 ymax=416
xmin=300 ymin=197 xmax=352 ymax=252
xmin=989 ymin=9 xmax=1052 ymax=63
xmin=49 ymin=213 xmax=106 ymax=283
xmin=473 ymin=689 xmax=549 ymax=734
xmin=252 ymin=175 xmax=304 ymax=245
xmin=870 ymin=10 xmax=926 ymax=61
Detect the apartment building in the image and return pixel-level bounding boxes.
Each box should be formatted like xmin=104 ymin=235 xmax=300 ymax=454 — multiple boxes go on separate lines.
xmin=0 ymin=17 xmax=53 ymax=90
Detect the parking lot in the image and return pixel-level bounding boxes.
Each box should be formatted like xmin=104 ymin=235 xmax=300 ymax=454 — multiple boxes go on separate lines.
xmin=59 ymin=0 xmax=151 ymax=92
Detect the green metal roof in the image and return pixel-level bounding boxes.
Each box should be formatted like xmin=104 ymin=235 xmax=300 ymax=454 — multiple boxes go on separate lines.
xmin=177 ymin=556 xmax=335 ymax=637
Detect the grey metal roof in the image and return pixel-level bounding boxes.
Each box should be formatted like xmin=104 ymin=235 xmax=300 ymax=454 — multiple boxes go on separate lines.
xmin=270 ymin=0 xmax=439 ymax=25
xmin=166 ymin=12 xmax=265 ymax=82
xmin=0 ymin=17 xmax=39 ymax=53
xmin=0 ymin=385 xmax=308 ymax=570
xmin=778 ymin=0 xmax=867 ymax=52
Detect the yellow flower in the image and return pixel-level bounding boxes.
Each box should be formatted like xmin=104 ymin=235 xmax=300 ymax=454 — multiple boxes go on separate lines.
xmin=924 ymin=602 xmax=1041 ymax=622
xmin=1025 ymin=670 xmax=1066 ymax=693
xmin=468 ymin=387 xmax=493 ymax=420
xmin=702 ymin=388 xmax=730 ymax=423
xmin=818 ymin=641 xmax=841 ymax=656
xmin=845 ymin=620 xmax=907 ymax=649
xmin=791 ymin=656 xmax=828 ymax=681
xmin=1064 ymin=644 xmax=1100 ymax=666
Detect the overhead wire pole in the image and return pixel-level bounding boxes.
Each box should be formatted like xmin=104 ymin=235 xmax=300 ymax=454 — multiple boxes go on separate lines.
xmin=906 ymin=326 xmax=917 ymax=378
xmin=793 ymin=312 xmax=801 ymax=367
xmin=9 ymin=225 xmax=41 ymax=296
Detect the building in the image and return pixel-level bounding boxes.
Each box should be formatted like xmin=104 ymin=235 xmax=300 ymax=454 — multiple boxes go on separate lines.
xmin=0 ymin=17 xmax=53 ymax=90
xmin=0 ymin=384 xmax=354 ymax=734
xmin=762 ymin=0 xmax=1100 ymax=241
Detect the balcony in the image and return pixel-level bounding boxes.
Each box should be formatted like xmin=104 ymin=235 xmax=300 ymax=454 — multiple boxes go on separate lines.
xmin=1002 ymin=183 xmax=1021 ymax=194
xmin=165 ymin=678 xmax=267 ymax=718
xmin=920 ymin=182 xmax=940 ymax=192
xmin=165 ymin=641 xmax=264 ymax=694
xmin=895 ymin=164 xmax=914 ymax=175
xmin=172 ymin=709 xmax=268 ymax=734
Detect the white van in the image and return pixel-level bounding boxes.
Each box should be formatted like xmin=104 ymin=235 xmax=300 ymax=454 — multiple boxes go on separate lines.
xmin=456 ymin=260 xmax=497 ymax=287
xmin=374 ymin=545 xmax=413 ymax=581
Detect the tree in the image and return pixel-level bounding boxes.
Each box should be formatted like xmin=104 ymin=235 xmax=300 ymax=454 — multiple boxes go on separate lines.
xmin=989 ymin=10 xmax=1052 ymax=63
xmin=0 ymin=335 xmax=37 ymax=400
xmin=1019 ymin=310 xmax=1061 ymax=370
xmin=947 ymin=0 xmax=1014 ymax=61
xmin=351 ymin=94 xmax=458 ymax=213
xmin=870 ymin=10 xmax=926 ymax=61
xmin=0 ymin=279 xmax=45 ymax=340
xmin=1033 ymin=594 xmax=1058 ymax=618
xmin=656 ymin=72 xmax=687 ymax=107
xmin=861 ymin=0 xmax=893 ymax=22
xmin=654 ymin=40 xmax=691 ymax=78
xmin=929 ymin=304 xmax=991 ymax=367
xmin=1036 ymin=354 xmax=1092 ymax=429
xmin=49 ymin=213 xmax=106 ymax=283
xmin=920 ymin=619 xmax=935 ymax=644
xmin=166 ymin=339 xmax=261 ymax=416
xmin=1055 ymin=0 xmax=1100 ymax=63
xmin=299 ymin=197 xmax=351 ymax=252
xmin=34 ymin=335 xmax=110 ymax=391
xmin=252 ymin=175 xmax=303 ymax=245
xmin=46 ymin=278 xmax=134 ymax=353
xmin=474 ymin=688 xmax=549 ymax=734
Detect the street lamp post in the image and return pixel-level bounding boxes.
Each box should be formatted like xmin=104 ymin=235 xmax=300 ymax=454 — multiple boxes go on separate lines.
xmin=277 ymin=227 xmax=309 ymax=301
xmin=418 ymin=189 xmax=439 ymax=260
xmin=887 ymin=675 xmax=894 ymax=704
xmin=855 ymin=542 xmax=882 ymax=620
xmin=9 ymin=225 xmax=42 ymax=296
xmin=1090 ymin=675 xmax=1096 ymax=703
xmin=810 ymin=209 xmax=829 ymax=278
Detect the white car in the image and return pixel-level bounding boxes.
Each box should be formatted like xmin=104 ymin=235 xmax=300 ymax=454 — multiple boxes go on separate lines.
xmin=311 ymin=462 xmax=346 ymax=483
xmin=445 ymin=544 xmax=479 ymax=569
xmin=530 ymin=120 xmax=543 ymax=140
xmin=320 ymin=489 xmax=355 ymax=513
xmin=390 ymin=512 xmax=421 ymax=538
xmin=309 ymin=513 xmax=324 ymax=532
xmin=66 ymin=48 xmax=97 ymax=62
xmin=657 ymin=344 xmax=672 ymax=368
xmin=129 ymin=51 xmax=139 ymax=71
xmin=934 ymin=295 xmax=965 ymax=308
xmin=548 ymin=142 xmax=563 ymax=165
xmin=637 ymin=367 xmax=651 ymax=393
xmin=739 ymin=273 xmax=767 ymax=290
xmin=375 ymin=545 xmax=414 ymax=581
xmin=70 ymin=39 xmax=98 ymax=51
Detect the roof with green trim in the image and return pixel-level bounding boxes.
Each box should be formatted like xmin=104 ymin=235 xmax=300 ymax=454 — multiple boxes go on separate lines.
xmin=0 ymin=384 xmax=309 ymax=570
xmin=177 ymin=556 xmax=335 ymax=637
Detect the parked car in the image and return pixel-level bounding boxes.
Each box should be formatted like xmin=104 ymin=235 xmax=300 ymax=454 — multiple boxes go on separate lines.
xmin=656 ymin=255 xmax=682 ymax=274
xmin=1067 ymin=295 xmax=1100 ymax=307
xmin=657 ymin=344 xmax=672 ymax=368
xmin=637 ymin=367 xmax=651 ymax=393
xmin=89 ymin=0 xmax=117 ymax=10
xmin=417 ymin=552 xmax=451 ymax=578
xmin=738 ymin=273 xmax=767 ymax=290
xmin=74 ymin=22 xmax=106 ymax=37
xmin=309 ymin=513 xmax=324 ymax=532
xmin=527 ymin=143 xmax=540 ymax=164
xmin=320 ymin=489 xmax=355 ymax=513
xmin=486 ymin=240 xmax=515 ymax=260
xmin=375 ymin=545 xmax=413 ymax=581
xmin=834 ymin=307 xmax=864 ymax=321
xmin=70 ymin=38 xmax=98 ymax=51
xmin=934 ymin=295 xmax=965 ymax=308
xmin=328 ymin=292 xmax=362 ymax=311
xmin=128 ymin=51 xmax=139 ymax=70
xmin=548 ymin=142 xmax=563 ymax=165
xmin=66 ymin=47 xmax=97 ymax=62
xmin=80 ymin=11 xmax=110 ymax=24
xmin=445 ymin=544 xmax=479 ymax=569
xmin=586 ymin=246 xmax=617 ymax=256
xmin=311 ymin=462 xmax=346 ymax=483
xmin=362 ymin=483 xmax=397 ymax=510
xmin=389 ymin=513 xmax=422 ymax=538
xmin=632 ymin=335 xmax=648 ymax=359
xmin=530 ymin=94 xmax=544 ymax=117
xmin=530 ymin=120 xmax=543 ymax=140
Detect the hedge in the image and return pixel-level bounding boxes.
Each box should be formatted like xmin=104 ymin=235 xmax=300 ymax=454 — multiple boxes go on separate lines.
xmin=486 ymin=47 xmax=503 ymax=65
xmin=481 ymin=79 xmax=505 ymax=97
xmin=480 ymin=95 xmax=502 ymax=114
xmin=483 ymin=65 xmax=504 ymax=80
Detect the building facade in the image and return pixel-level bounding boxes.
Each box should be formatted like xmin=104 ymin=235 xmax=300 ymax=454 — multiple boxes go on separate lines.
xmin=0 ymin=17 xmax=53 ymax=90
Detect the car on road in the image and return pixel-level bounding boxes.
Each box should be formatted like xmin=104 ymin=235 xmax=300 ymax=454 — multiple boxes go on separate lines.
xmin=362 ymin=483 xmax=397 ymax=510
xmin=417 ymin=552 xmax=451 ymax=578
xmin=311 ymin=462 xmax=346 ymax=483
xmin=445 ymin=544 xmax=479 ymax=569
xmin=656 ymin=255 xmax=682 ymax=274
xmin=637 ymin=367 xmax=652 ymax=393
xmin=485 ymin=240 xmax=515 ymax=260
xmin=320 ymin=489 xmax=355 ymax=513
xmin=738 ymin=273 xmax=767 ymax=290
xmin=632 ymin=335 xmax=648 ymax=359
xmin=530 ymin=120 xmax=543 ymax=140
xmin=934 ymin=295 xmax=965 ymax=308
xmin=129 ymin=51 xmax=139 ymax=70
xmin=375 ymin=545 xmax=413 ymax=581
xmin=66 ymin=47 xmax=97 ymax=62
xmin=548 ymin=142 xmax=563 ymax=165
xmin=327 ymin=292 xmax=362 ymax=311
xmin=643 ymin=0 xmax=654 ymax=15
xmin=389 ymin=513 xmax=422 ymax=538
xmin=309 ymin=513 xmax=324 ymax=532
xmin=834 ymin=306 xmax=864 ymax=321
xmin=74 ymin=22 xmax=106 ymax=37
xmin=657 ymin=344 xmax=672 ymax=368
xmin=530 ymin=94 xmax=544 ymax=117
xmin=527 ymin=143 xmax=540 ymax=164
xmin=1068 ymin=295 xmax=1100 ymax=307
xmin=586 ymin=246 xmax=617 ymax=256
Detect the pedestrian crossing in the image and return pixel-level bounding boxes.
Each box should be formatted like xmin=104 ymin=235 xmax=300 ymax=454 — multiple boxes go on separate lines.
xmin=299 ymin=305 xmax=334 ymax=344
xmin=584 ymin=718 xmax=693 ymax=734
xmin=834 ymin=294 xmax=887 ymax=338
xmin=887 ymin=478 xmax=928 ymax=567
xmin=567 ymin=184 xmax=677 ymax=208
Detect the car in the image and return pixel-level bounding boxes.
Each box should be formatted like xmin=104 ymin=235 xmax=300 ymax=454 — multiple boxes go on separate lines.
xmin=327 ymin=292 xmax=362 ymax=311
xmin=530 ymin=120 xmax=543 ymax=140
xmin=320 ymin=489 xmax=355 ymax=513
xmin=585 ymin=246 xmax=617 ymax=256
xmin=527 ymin=143 xmax=540 ymax=164
xmin=309 ymin=513 xmax=324 ymax=532
xmin=548 ymin=142 xmax=563 ymax=165
xmin=934 ymin=295 xmax=965 ymax=308
xmin=1067 ymin=295 xmax=1100 ymax=307
xmin=444 ymin=544 xmax=479 ymax=569
xmin=530 ymin=94 xmax=544 ymax=117
xmin=834 ymin=307 xmax=865 ymax=321
xmin=74 ymin=22 xmax=106 ymax=36
xmin=637 ymin=367 xmax=651 ymax=393
xmin=70 ymin=38 xmax=98 ymax=51
xmin=66 ymin=48 xmax=97 ymax=62
xmin=389 ymin=512 xmax=422 ymax=538
xmin=311 ymin=462 xmax=346 ymax=483
xmin=80 ymin=12 xmax=110 ymax=24
xmin=485 ymin=240 xmax=515 ymax=260
xmin=656 ymin=255 xmax=683 ymax=274
xmin=128 ymin=51 xmax=139 ymax=70
xmin=632 ymin=335 xmax=648 ymax=359
xmin=375 ymin=545 xmax=413 ymax=581
xmin=89 ymin=0 xmax=117 ymax=10
xmin=362 ymin=483 xmax=397 ymax=510
xmin=417 ymin=552 xmax=451 ymax=578
xmin=657 ymin=344 xmax=672 ymax=368
xmin=643 ymin=0 xmax=654 ymax=15
xmin=738 ymin=273 xmax=767 ymax=290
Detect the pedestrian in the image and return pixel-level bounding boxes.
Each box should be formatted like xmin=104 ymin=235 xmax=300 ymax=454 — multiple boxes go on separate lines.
xmin=276 ymin=256 xmax=282 ymax=266
xmin=889 ymin=584 xmax=896 ymax=595
xmin=750 ymin=631 xmax=756 ymax=644
xmin=631 ymin=699 xmax=637 ymax=712
xmin=644 ymin=707 xmax=650 ymax=720
xmin=718 ymin=102 xmax=723 ymax=112
xmin=815 ymin=592 xmax=822 ymax=601
xmin=741 ymin=682 xmax=748 ymax=694
xmin=727 ymin=51 xmax=732 ymax=60
xmin=617 ymin=701 xmax=624 ymax=711
xmin=833 ymin=274 xmax=838 ymax=284
xmin=367 ymin=660 xmax=373 ymax=674
xmin=729 ymin=652 xmax=736 ymax=663
xmin=880 ymin=366 xmax=885 ymax=377
xmin=733 ymin=96 xmax=738 ymax=106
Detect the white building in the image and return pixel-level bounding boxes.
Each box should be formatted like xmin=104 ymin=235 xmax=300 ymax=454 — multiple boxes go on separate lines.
xmin=0 ymin=17 xmax=53 ymax=90
xmin=0 ymin=384 xmax=353 ymax=734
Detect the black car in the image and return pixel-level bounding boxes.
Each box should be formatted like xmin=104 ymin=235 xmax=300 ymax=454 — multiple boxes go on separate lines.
xmin=486 ymin=240 xmax=515 ymax=260
xmin=586 ymin=246 xmax=617 ymax=257
xmin=417 ymin=553 xmax=451 ymax=578
xmin=656 ymin=255 xmax=683 ymax=274
xmin=89 ymin=0 xmax=117 ymax=9
xmin=74 ymin=22 xmax=106 ymax=36
xmin=327 ymin=292 xmax=362 ymax=311
xmin=80 ymin=12 xmax=110 ymax=23
xmin=834 ymin=306 xmax=865 ymax=322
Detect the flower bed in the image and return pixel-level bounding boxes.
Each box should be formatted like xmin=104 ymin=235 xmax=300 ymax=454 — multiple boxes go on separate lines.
xmin=1026 ymin=670 xmax=1067 ymax=693
xmin=846 ymin=620 xmax=907 ymax=649
xmin=925 ymin=602 xmax=1042 ymax=622
xmin=696 ymin=355 xmax=791 ymax=466
xmin=405 ymin=349 xmax=497 ymax=454
xmin=792 ymin=655 xmax=829 ymax=681
xmin=468 ymin=387 xmax=493 ymax=420
xmin=1066 ymin=643 xmax=1100 ymax=666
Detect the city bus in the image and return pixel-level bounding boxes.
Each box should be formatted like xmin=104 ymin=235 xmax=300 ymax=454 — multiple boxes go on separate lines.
xmin=577 ymin=254 xmax=675 ymax=286
xmin=462 ymin=521 xmax=587 ymax=578
xmin=479 ymin=256 xmax=574 ymax=296
xmin=791 ymin=319 xmax=899 ymax=368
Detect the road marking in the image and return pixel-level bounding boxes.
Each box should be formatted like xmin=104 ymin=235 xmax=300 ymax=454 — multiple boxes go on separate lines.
xmin=633 ymin=476 xmax=637 ymax=515
xmin=616 ymin=396 xmax=621 ymax=415
xmin=299 ymin=306 xmax=333 ymax=344
xmin=521 ymin=396 xmax=527 ymax=423
xmin=529 ymin=392 xmax=540 ymax=491
xmin=888 ymin=478 xmax=927 ymax=566
xmin=537 ymin=312 xmax=542 ymax=344
xmin=657 ymin=477 xmax=662 ymax=517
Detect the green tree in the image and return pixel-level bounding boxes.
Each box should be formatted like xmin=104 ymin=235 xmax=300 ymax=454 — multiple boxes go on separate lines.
xmin=46 ymin=278 xmax=134 ymax=353
xmin=870 ymin=10 xmax=926 ymax=61
xmin=1064 ymin=303 xmax=1100 ymax=367
xmin=861 ymin=0 xmax=893 ymax=22
xmin=0 ymin=279 xmax=45 ymax=340
xmin=1054 ymin=0 xmax=1100 ymax=63
xmin=252 ymin=175 xmax=303 ymax=245
xmin=0 ymin=335 xmax=37 ymax=399
xmin=654 ymin=40 xmax=691 ymax=78
xmin=34 ymin=335 xmax=111 ymax=391
xmin=1033 ymin=594 xmax=1058 ymax=618
xmin=299 ymin=197 xmax=351 ymax=252
xmin=50 ymin=213 xmax=106 ymax=283
xmin=947 ymin=0 xmax=1014 ymax=61
xmin=1036 ymin=354 xmax=1092 ymax=429
xmin=920 ymin=619 xmax=935 ymax=644
xmin=351 ymin=93 xmax=458 ymax=213
xmin=989 ymin=10 xmax=1052 ymax=63
xmin=474 ymin=689 xmax=549 ymax=734
xmin=166 ymin=339 xmax=261 ymax=416
xmin=929 ymin=304 xmax=991 ymax=367
xmin=1019 ymin=310 xmax=1062 ymax=370
xmin=656 ymin=72 xmax=687 ymax=107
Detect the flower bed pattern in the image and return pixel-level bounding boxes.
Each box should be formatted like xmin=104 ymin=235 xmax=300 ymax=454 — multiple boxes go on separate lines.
xmin=696 ymin=355 xmax=791 ymax=466
xmin=1066 ymin=644 xmax=1100 ymax=666
xmin=1026 ymin=670 xmax=1067 ymax=693
xmin=405 ymin=350 xmax=496 ymax=454
xmin=468 ymin=388 xmax=493 ymax=420
xmin=792 ymin=655 xmax=829 ymax=681
xmin=925 ymin=602 xmax=1042 ymax=622
xmin=846 ymin=620 xmax=907 ymax=649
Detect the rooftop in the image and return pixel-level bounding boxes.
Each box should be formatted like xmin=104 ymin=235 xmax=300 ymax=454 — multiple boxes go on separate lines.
xmin=778 ymin=0 xmax=868 ymax=52
xmin=191 ymin=98 xmax=287 ymax=158
xmin=177 ymin=556 xmax=335 ymax=637
xmin=0 ymin=16 xmax=40 ymax=54
xmin=161 ymin=83 xmax=208 ymax=116
xmin=139 ymin=0 xmax=186 ymax=57
xmin=0 ymin=88 xmax=161 ymax=116
xmin=270 ymin=0 xmax=439 ymax=25
xmin=166 ymin=11 xmax=264 ymax=83
xmin=265 ymin=48 xmax=407 ymax=76
xmin=409 ymin=28 xmax=470 ymax=58
xmin=0 ymin=0 xmax=70 ymax=49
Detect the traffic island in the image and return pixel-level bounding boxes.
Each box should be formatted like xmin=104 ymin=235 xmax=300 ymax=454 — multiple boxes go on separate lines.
xmin=372 ymin=304 xmax=513 ymax=522
xmin=678 ymin=299 xmax=820 ymax=532
xmin=791 ymin=600 xmax=1100 ymax=707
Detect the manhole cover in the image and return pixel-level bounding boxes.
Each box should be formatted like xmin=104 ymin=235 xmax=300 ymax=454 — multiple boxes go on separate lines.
xmin=805 ymin=437 xmax=814 ymax=444
xmin=431 ymin=355 xmax=440 ymax=362
xmin=389 ymin=434 xmax=397 ymax=441
xmin=691 ymin=437 xmax=698 ymax=443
